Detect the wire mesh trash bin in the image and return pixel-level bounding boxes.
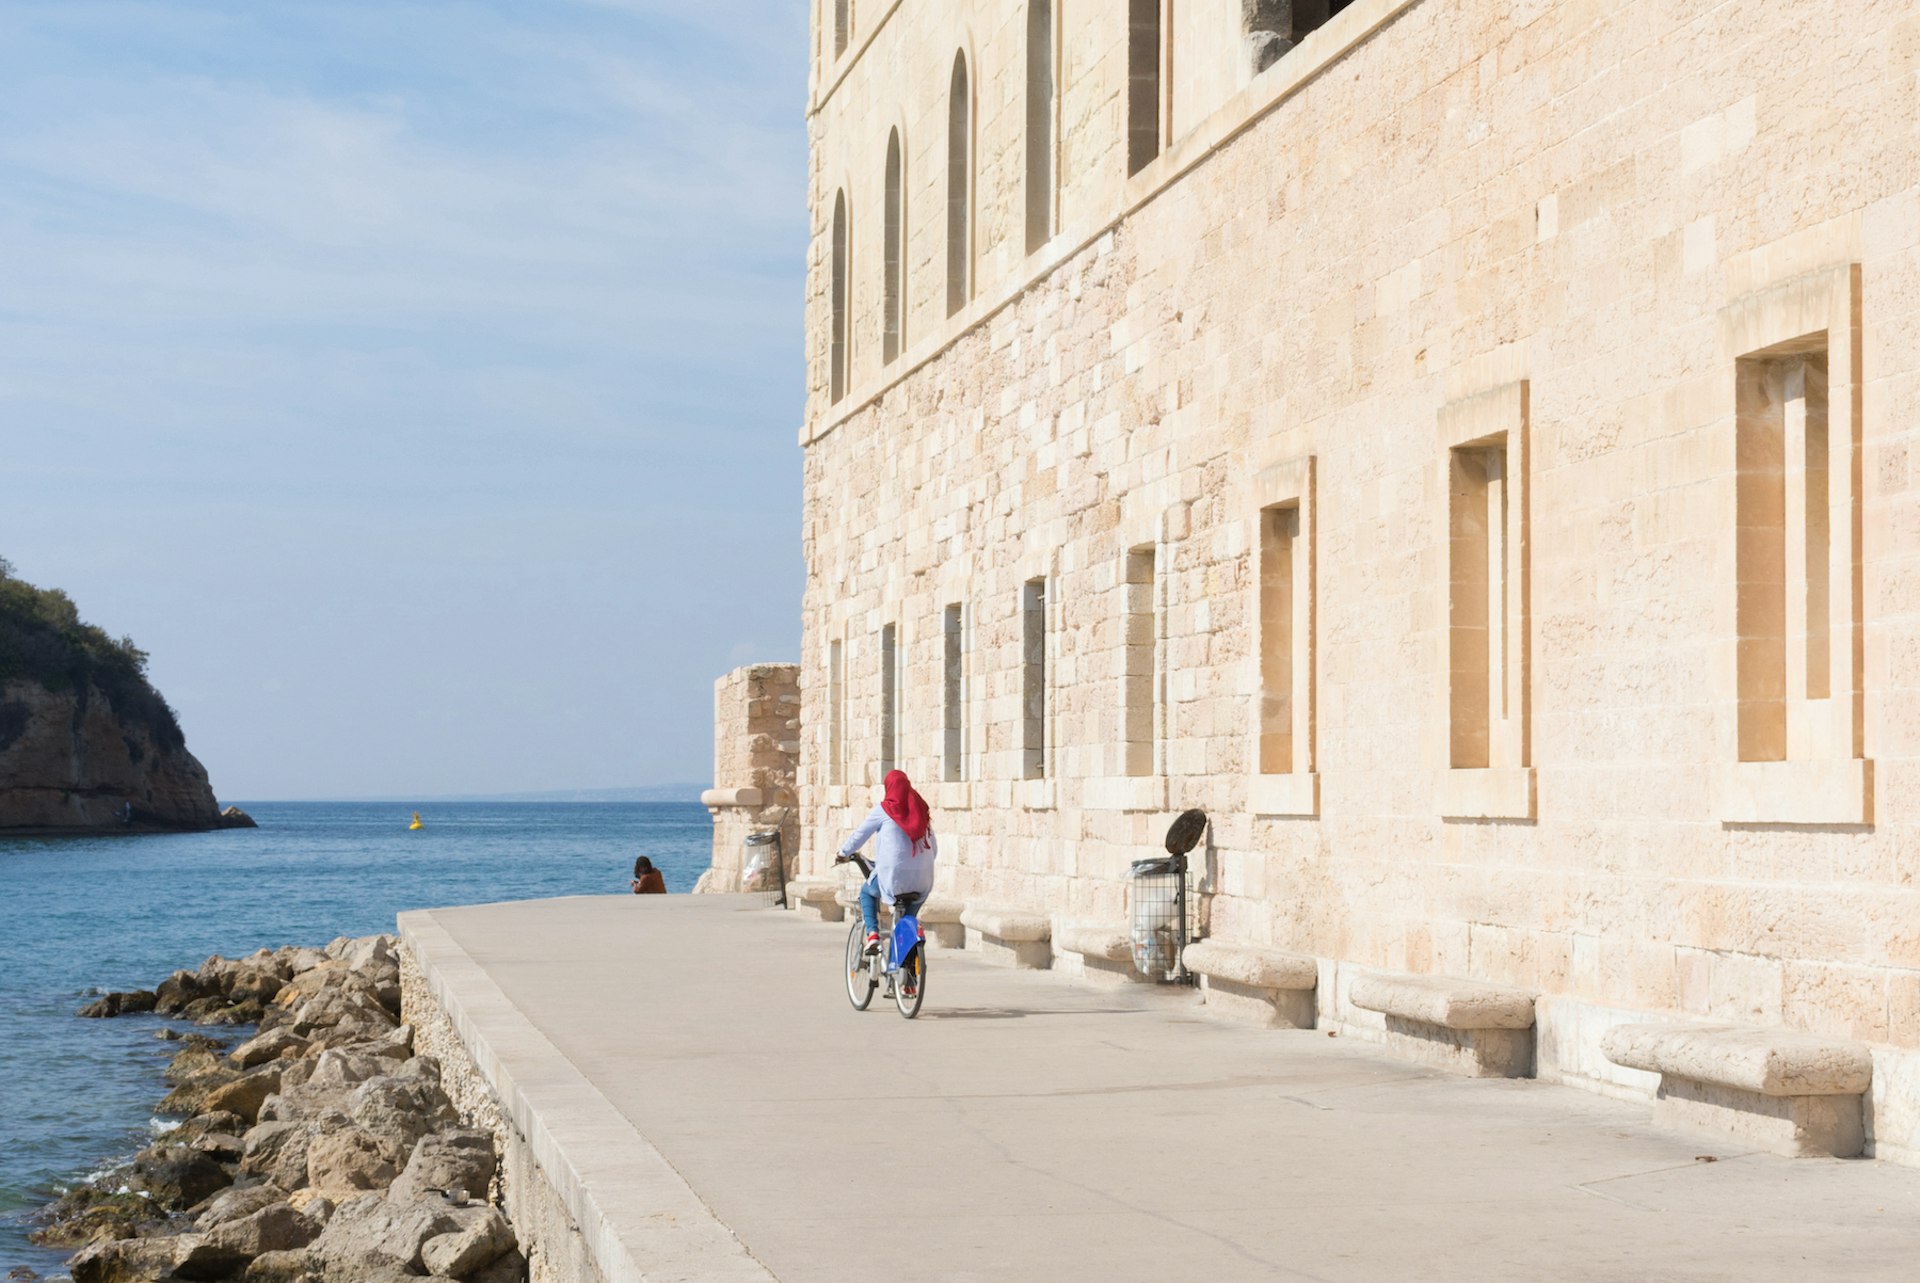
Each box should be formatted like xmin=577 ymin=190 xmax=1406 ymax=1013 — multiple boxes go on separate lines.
xmin=1128 ymin=855 xmax=1188 ymax=981
xmin=741 ymin=829 xmax=786 ymax=906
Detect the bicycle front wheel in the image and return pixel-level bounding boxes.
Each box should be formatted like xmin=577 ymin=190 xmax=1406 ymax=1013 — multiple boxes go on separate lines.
xmin=893 ymin=945 xmax=925 ymax=1019
xmin=845 ymin=919 xmax=877 ymax=1011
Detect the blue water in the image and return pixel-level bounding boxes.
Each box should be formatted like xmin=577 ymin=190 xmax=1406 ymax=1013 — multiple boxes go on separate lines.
xmin=0 ymin=800 xmax=712 ymax=1277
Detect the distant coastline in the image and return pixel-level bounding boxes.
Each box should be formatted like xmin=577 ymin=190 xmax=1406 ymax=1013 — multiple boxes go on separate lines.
xmin=240 ymin=786 xmax=708 ymax=806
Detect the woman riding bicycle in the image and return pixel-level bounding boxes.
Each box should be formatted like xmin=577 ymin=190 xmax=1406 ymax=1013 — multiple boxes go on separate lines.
xmin=835 ymin=769 xmax=937 ymax=957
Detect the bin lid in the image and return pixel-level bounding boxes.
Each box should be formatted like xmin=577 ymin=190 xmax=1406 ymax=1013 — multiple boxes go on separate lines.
xmin=1129 ymin=856 xmax=1180 ymax=878
xmin=1165 ymin=808 xmax=1208 ymax=856
xmin=744 ymin=830 xmax=780 ymax=845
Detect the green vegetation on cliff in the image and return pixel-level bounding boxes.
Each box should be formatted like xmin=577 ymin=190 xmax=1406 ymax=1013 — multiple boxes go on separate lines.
xmin=0 ymin=559 xmax=185 ymax=751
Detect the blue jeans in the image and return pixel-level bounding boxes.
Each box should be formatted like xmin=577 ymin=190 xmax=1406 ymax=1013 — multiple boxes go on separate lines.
xmin=859 ymin=879 xmax=922 ymax=934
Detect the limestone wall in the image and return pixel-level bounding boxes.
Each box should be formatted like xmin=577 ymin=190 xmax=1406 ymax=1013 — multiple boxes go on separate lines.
xmin=797 ymin=0 xmax=1920 ymax=1147
xmin=695 ymin=664 xmax=800 ymax=894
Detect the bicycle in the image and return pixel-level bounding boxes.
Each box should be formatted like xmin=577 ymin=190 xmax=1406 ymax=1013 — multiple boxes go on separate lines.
xmin=834 ymin=853 xmax=927 ymax=1018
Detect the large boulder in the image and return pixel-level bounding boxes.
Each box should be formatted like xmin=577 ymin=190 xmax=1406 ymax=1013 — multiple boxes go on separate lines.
xmin=420 ymin=1205 xmax=514 ymax=1278
xmin=68 ymin=1233 xmax=246 ymax=1283
xmin=26 ymin=1188 xmax=157 ymax=1249
xmin=389 ymin=1130 xmax=496 ymax=1205
xmin=190 ymin=1131 xmax=245 ymax=1164
xmin=159 ymin=1066 xmax=242 ymax=1115
xmin=197 ymin=1182 xmax=290 ymax=1230
xmin=302 ymin=1048 xmax=392 ymax=1092
xmin=154 ymin=969 xmax=214 ymax=1015
xmin=270 ymin=965 xmax=363 ymax=1011
xmin=240 ymin=1122 xmax=314 ymax=1192
xmin=129 ymin=1144 xmax=232 ymax=1210
xmin=288 ymin=987 xmax=397 ymax=1039
xmin=204 ymin=1065 xmax=284 ymax=1125
xmin=306 ymin=1022 xmax=406 ymax=1058
xmin=164 ymin=1040 xmax=227 ymax=1085
xmin=77 ymin=990 xmax=157 ymax=1018
xmin=206 ymin=1202 xmax=323 ymax=1258
xmin=473 ymin=1247 xmax=528 ymax=1283
xmin=278 ymin=946 xmax=330 ymax=976
xmin=244 ymin=1248 xmax=319 ymax=1282
xmin=307 ymin=1193 xmax=461 ymax=1275
xmin=345 ymin=1068 xmax=455 ymax=1163
xmin=182 ymin=995 xmax=266 ymax=1026
xmin=327 ymin=936 xmax=397 ymax=974
xmin=304 ymin=1127 xmax=399 ymax=1199
xmin=172 ymin=1111 xmax=247 ymax=1145
xmin=230 ymin=1028 xmax=309 ymax=1069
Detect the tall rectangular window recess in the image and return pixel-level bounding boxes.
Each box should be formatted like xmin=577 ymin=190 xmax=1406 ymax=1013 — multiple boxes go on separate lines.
xmin=1122 ymin=546 xmax=1160 ymax=778
xmin=1250 ymin=457 xmax=1317 ymax=816
xmin=1024 ymin=0 xmax=1056 ymax=253
xmin=878 ymin=623 xmax=900 ymax=776
xmin=1021 ymin=578 xmax=1049 ymax=780
xmin=827 ymin=638 xmax=846 ymax=791
xmin=1126 ymin=0 xmax=1163 ymax=176
xmin=1437 ymin=382 xmax=1533 ymax=820
xmin=942 ymin=604 xmax=967 ymax=783
xmin=1718 ymin=260 xmax=1867 ymax=825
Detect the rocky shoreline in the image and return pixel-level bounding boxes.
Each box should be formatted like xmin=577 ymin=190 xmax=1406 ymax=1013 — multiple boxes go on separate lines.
xmin=32 ymin=935 xmax=523 ymax=1283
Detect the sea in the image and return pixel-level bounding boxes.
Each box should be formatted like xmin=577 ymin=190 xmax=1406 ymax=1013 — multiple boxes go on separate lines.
xmin=0 ymin=799 xmax=714 ymax=1278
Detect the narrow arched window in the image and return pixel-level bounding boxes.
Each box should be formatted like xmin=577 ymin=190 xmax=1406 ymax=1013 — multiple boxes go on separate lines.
xmin=946 ymin=51 xmax=972 ymax=317
xmin=883 ymin=129 xmax=904 ymax=364
xmin=830 ymin=189 xmax=849 ymax=403
xmin=1127 ymin=0 xmax=1162 ymax=175
xmin=1025 ymin=0 xmax=1055 ymax=253
xmin=833 ymin=0 xmax=849 ymax=58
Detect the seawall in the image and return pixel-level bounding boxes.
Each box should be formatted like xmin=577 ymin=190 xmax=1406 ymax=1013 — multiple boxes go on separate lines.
xmin=397 ymin=904 xmax=772 ymax=1283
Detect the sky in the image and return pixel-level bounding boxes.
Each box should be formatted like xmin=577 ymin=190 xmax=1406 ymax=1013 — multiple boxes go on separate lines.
xmin=0 ymin=0 xmax=811 ymax=800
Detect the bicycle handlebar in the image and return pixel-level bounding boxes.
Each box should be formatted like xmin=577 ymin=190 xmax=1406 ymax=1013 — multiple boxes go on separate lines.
xmin=834 ymin=852 xmax=874 ymax=878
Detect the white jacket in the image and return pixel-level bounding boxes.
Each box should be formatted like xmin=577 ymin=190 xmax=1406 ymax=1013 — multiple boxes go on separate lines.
xmin=838 ymin=805 xmax=937 ymax=903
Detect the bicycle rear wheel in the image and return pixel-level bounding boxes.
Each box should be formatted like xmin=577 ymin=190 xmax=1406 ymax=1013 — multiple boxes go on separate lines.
xmin=845 ymin=919 xmax=877 ymax=1011
xmin=893 ymin=945 xmax=925 ymax=1019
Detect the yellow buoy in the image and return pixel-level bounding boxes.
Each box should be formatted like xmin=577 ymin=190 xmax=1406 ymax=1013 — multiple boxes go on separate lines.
xmin=409 ymin=811 xmax=424 ymax=831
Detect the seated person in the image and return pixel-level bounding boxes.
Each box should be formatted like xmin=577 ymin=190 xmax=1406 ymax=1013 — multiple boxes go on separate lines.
xmin=630 ymin=855 xmax=666 ymax=894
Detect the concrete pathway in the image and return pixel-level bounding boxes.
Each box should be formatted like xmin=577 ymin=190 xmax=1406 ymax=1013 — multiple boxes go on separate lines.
xmin=408 ymin=895 xmax=1920 ymax=1282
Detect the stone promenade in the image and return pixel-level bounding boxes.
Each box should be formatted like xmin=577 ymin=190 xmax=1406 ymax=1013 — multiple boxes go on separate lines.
xmin=402 ymin=896 xmax=1920 ymax=1283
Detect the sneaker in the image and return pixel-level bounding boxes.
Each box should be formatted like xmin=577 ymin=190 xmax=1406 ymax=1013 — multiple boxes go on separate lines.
xmin=863 ymin=932 xmax=881 ymax=956
xmin=901 ymin=977 xmax=918 ymax=1000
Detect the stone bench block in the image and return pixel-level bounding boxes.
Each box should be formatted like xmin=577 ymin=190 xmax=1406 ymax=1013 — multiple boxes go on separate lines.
xmin=1052 ymin=922 xmax=1144 ymax=987
xmin=960 ymin=905 xmax=1053 ymax=970
xmin=1349 ymin=972 xmax=1538 ymax=1078
xmin=1183 ymin=941 xmax=1318 ymax=1028
xmin=1601 ymin=1023 xmax=1873 ymax=1158
xmin=786 ymin=879 xmax=844 ymax=924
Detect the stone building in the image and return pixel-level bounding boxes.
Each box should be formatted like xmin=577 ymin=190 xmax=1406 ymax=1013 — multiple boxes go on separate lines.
xmin=779 ymin=0 xmax=1920 ymax=1160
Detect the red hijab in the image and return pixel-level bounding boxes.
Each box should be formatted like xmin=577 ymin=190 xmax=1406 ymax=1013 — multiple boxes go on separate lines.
xmin=882 ymin=769 xmax=931 ymax=847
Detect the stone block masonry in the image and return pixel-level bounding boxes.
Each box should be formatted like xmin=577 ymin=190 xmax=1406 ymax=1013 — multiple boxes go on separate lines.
xmin=791 ymin=0 xmax=1920 ymax=1162
xmin=696 ymin=664 xmax=800 ymax=895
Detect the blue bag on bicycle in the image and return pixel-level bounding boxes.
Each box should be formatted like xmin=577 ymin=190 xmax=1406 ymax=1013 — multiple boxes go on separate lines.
xmin=890 ymin=914 xmax=922 ymax=969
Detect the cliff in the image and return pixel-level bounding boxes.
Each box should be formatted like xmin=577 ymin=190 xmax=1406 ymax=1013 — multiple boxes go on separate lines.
xmin=0 ymin=566 xmax=224 ymax=832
